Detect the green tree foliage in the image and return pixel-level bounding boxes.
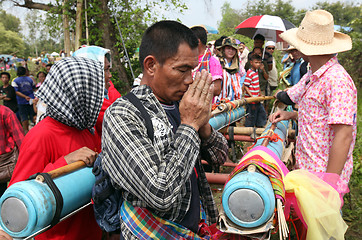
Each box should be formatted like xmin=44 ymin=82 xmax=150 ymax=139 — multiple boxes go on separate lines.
xmin=217 ymin=2 xmax=243 ymax=37
xmin=0 ymin=9 xmax=21 ymax=33
xmin=0 ymin=22 xmax=25 ymax=55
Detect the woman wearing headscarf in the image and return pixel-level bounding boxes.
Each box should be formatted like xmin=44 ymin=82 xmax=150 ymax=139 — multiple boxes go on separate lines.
xmin=2 ymin=57 xmax=105 ymax=240
xmin=73 ymin=46 xmax=122 ymax=136
xmin=217 ymin=37 xmax=246 ymax=101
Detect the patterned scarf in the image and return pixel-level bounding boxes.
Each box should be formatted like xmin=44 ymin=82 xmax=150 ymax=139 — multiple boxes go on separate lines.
xmin=36 ymin=57 xmax=104 ymax=131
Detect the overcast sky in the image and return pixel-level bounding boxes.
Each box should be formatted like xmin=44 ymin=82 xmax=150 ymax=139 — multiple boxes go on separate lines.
xmin=170 ymin=0 xmax=359 ymax=28
xmin=2 ymin=0 xmax=360 ymax=36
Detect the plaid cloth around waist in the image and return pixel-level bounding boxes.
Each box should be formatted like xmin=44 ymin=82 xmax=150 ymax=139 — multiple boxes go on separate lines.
xmin=120 ymin=201 xmax=212 ymax=240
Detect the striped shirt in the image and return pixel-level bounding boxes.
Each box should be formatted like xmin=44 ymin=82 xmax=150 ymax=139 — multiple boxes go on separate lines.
xmin=244 ymin=69 xmax=260 ymax=97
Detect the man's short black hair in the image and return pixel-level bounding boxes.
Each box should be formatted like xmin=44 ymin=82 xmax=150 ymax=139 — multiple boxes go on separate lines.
xmin=250 ymin=54 xmax=262 ymax=61
xmin=139 ymin=20 xmax=198 ymax=71
xmin=190 ymin=26 xmax=207 ymax=45
xmin=46 ymin=63 xmax=53 ymax=68
xmin=252 ymin=47 xmax=263 ymax=53
xmin=215 ymin=35 xmax=227 ymax=48
xmin=37 ymin=71 xmax=47 ymax=78
xmin=254 ymin=34 xmax=265 ymax=41
xmin=17 ymin=66 xmax=26 ymax=76
xmin=0 ymin=72 xmax=10 ymax=79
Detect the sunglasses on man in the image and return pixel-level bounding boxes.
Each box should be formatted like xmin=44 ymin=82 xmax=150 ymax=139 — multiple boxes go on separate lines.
xmin=266 ymin=47 xmax=275 ymax=50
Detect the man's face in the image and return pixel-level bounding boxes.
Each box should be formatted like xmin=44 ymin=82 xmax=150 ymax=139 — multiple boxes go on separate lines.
xmin=266 ymin=45 xmax=275 ymax=55
xmin=104 ymin=57 xmax=112 ymax=90
xmin=151 ymin=42 xmax=198 ymax=103
xmin=1 ymin=75 xmax=9 ymax=85
xmin=239 ymin=44 xmax=245 ymax=53
xmin=253 ymin=48 xmax=262 ymax=57
xmin=290 ymin=49 xmax=301 ymax=60
xmin=38 ymin=73 xmax=46 ymax=83
xmin=254 ymin=39 xmax=264 ymax=48
xmin=46 ymin=66 xmax=51 ymax=72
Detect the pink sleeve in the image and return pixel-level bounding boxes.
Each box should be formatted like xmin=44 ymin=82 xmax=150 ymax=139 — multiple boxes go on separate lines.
xmin=326 ymin=71 xmax=356 ymax=125
xmin=209 ymin=56 xmax=223 ymax=81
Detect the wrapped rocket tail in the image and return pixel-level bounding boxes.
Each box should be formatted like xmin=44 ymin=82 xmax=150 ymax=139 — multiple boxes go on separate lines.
xmin=209 ymin=106 xmax=245 ymax=131
xmin=219 ymin=121 xmax=290 ymax=239
xmin=0 ymin=162 xmax=94 ymax=239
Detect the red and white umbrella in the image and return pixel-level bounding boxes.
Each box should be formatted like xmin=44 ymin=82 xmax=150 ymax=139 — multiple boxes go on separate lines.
xmin=235 ymin=15 xmax=296 ymax=42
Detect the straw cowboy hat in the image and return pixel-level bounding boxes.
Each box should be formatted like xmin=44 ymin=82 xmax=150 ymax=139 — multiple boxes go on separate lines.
xmin=279 ymin=10 xmax=352 ymax=56
xmin=216 ymin=37 xmax=240 ymax=50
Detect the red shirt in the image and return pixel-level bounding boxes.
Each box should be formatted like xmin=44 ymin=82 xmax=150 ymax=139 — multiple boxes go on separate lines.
xmin=244 ymin=69 xmax=260 ymax=98
xmin=10 ymin=117 xmax=102 ymax=240
xmin=95 ymin=81 xmax=121 ymax=136
xmin=0 ymin=105 xmax=24 ymax=155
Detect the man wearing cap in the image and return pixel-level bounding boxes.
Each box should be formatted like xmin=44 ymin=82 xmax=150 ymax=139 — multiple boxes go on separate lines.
xmin=270 ymin=10 xmax=357 ymax=202
xmin=284 ymin=46 xmax=307 ymax=86
xmin=217 ymin=37 xmax=245 ymax=101
xmin=264 ymin=41 xmax=278 ymax=94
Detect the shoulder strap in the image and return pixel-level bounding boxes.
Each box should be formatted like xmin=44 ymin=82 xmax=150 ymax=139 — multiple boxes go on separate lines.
xmin=124 ymin=92 xmax=154 ymax=143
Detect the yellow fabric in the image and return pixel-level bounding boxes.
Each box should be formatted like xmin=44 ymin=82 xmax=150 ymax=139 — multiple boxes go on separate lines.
xmin=284 ymin=170 xmax=348 ymax=240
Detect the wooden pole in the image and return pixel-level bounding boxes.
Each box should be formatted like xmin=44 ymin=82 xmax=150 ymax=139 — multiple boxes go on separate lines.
xmin=261 ymin=123 xmax=277 ymax=147
xmin=211 ymin=96 xmax=275 ymax=117
xmin=219 ymin=126 xmax=295 ymax=139
xmin=35 ymin=161 xmax=87 ymax=182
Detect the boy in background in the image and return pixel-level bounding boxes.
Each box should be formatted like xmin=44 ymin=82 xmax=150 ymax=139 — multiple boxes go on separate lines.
xmin=0 ymin=72 xmax=18 ymax=114
xmin=243 ymin=54 xmax=267 ymax=128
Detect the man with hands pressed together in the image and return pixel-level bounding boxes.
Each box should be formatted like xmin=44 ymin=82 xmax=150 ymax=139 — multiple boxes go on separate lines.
xmin=270 ymin=10 xmax=356 ymax=203
xmin=99 ymin=20 xmax=228 ymax=239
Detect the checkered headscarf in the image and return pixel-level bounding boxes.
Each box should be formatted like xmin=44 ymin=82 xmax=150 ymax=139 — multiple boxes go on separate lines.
xmin=36 ymin=57 xmax=104 ymax=131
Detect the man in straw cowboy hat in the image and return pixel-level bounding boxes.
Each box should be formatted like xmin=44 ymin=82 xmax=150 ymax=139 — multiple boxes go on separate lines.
xmin=271 ymin=10 xmax=356 ymax=206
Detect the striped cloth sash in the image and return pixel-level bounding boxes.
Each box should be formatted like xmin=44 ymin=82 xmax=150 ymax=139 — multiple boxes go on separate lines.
xmin=120 ymin=201 xmax=212 ymax=240
xmin=226 ymin=154 xmax=286 ymax=203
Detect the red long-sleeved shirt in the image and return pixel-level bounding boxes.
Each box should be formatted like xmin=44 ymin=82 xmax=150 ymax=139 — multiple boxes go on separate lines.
xmin=0 ymin=105 xmax=24 ymax=155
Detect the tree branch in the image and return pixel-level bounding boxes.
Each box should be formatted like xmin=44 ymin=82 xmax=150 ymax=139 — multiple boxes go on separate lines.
xmin=11 ymin=0 xmax=61 ymax=14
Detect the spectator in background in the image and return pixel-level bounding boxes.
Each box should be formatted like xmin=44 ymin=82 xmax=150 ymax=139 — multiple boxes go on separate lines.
xmin=281 ymin=51 xmax=293 ymax=70
xmin=0 ymin=105 xmax=24 ymax=197
xmin=35 ymin=71 xmax=47 ymax=89
xmin=213 ymin=35 xmax=227 ymax=58
xmin=191 ymin=26 xmax=223 ymax=99
xmin=243 ymin=54 xmax=267 ymax=129
xmin=265 ymin=41 xmax=278 ymax=94
xmin=0 ymin=72 xmax=18 ymax=113
xmin=245 ymin=47 xmax=269 ymax=97
xmin=12 ymin=67 xmax=35 ymax=134
xmin=46 ymin=63 xmax=53 ymax=73
xmin=217 ymin=37 xmax=246 ymax=101
xmin=248 ymin=34 xmax=273 ymax=71
xmin=238 ymin=41 xmax=249 ymax=69
xmin=286 ymin=46 xmax=307 ymax=86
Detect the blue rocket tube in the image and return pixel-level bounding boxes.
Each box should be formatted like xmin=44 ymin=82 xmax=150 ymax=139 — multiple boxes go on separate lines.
xmin=0 ymin=167 xmax=94 ymax=238
xmin=209 ymin=106 xmax=245 ymax=131
xmin=252 ymin=120 xmax=289 ymax=159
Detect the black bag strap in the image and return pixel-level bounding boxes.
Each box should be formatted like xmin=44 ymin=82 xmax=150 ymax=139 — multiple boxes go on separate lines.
xmin=28 ymin=172 xmax=64 ymax=228
xmin=124 ymin=92 xmax=154 ymax=143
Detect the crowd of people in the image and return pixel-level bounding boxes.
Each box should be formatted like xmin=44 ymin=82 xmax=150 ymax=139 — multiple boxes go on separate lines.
xmin=0 ymin=9 xmax=357 ymax=240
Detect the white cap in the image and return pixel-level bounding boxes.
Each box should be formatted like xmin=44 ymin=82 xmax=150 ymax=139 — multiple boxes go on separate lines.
xmin=265 ymin=41 xmax=276 ymax=47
